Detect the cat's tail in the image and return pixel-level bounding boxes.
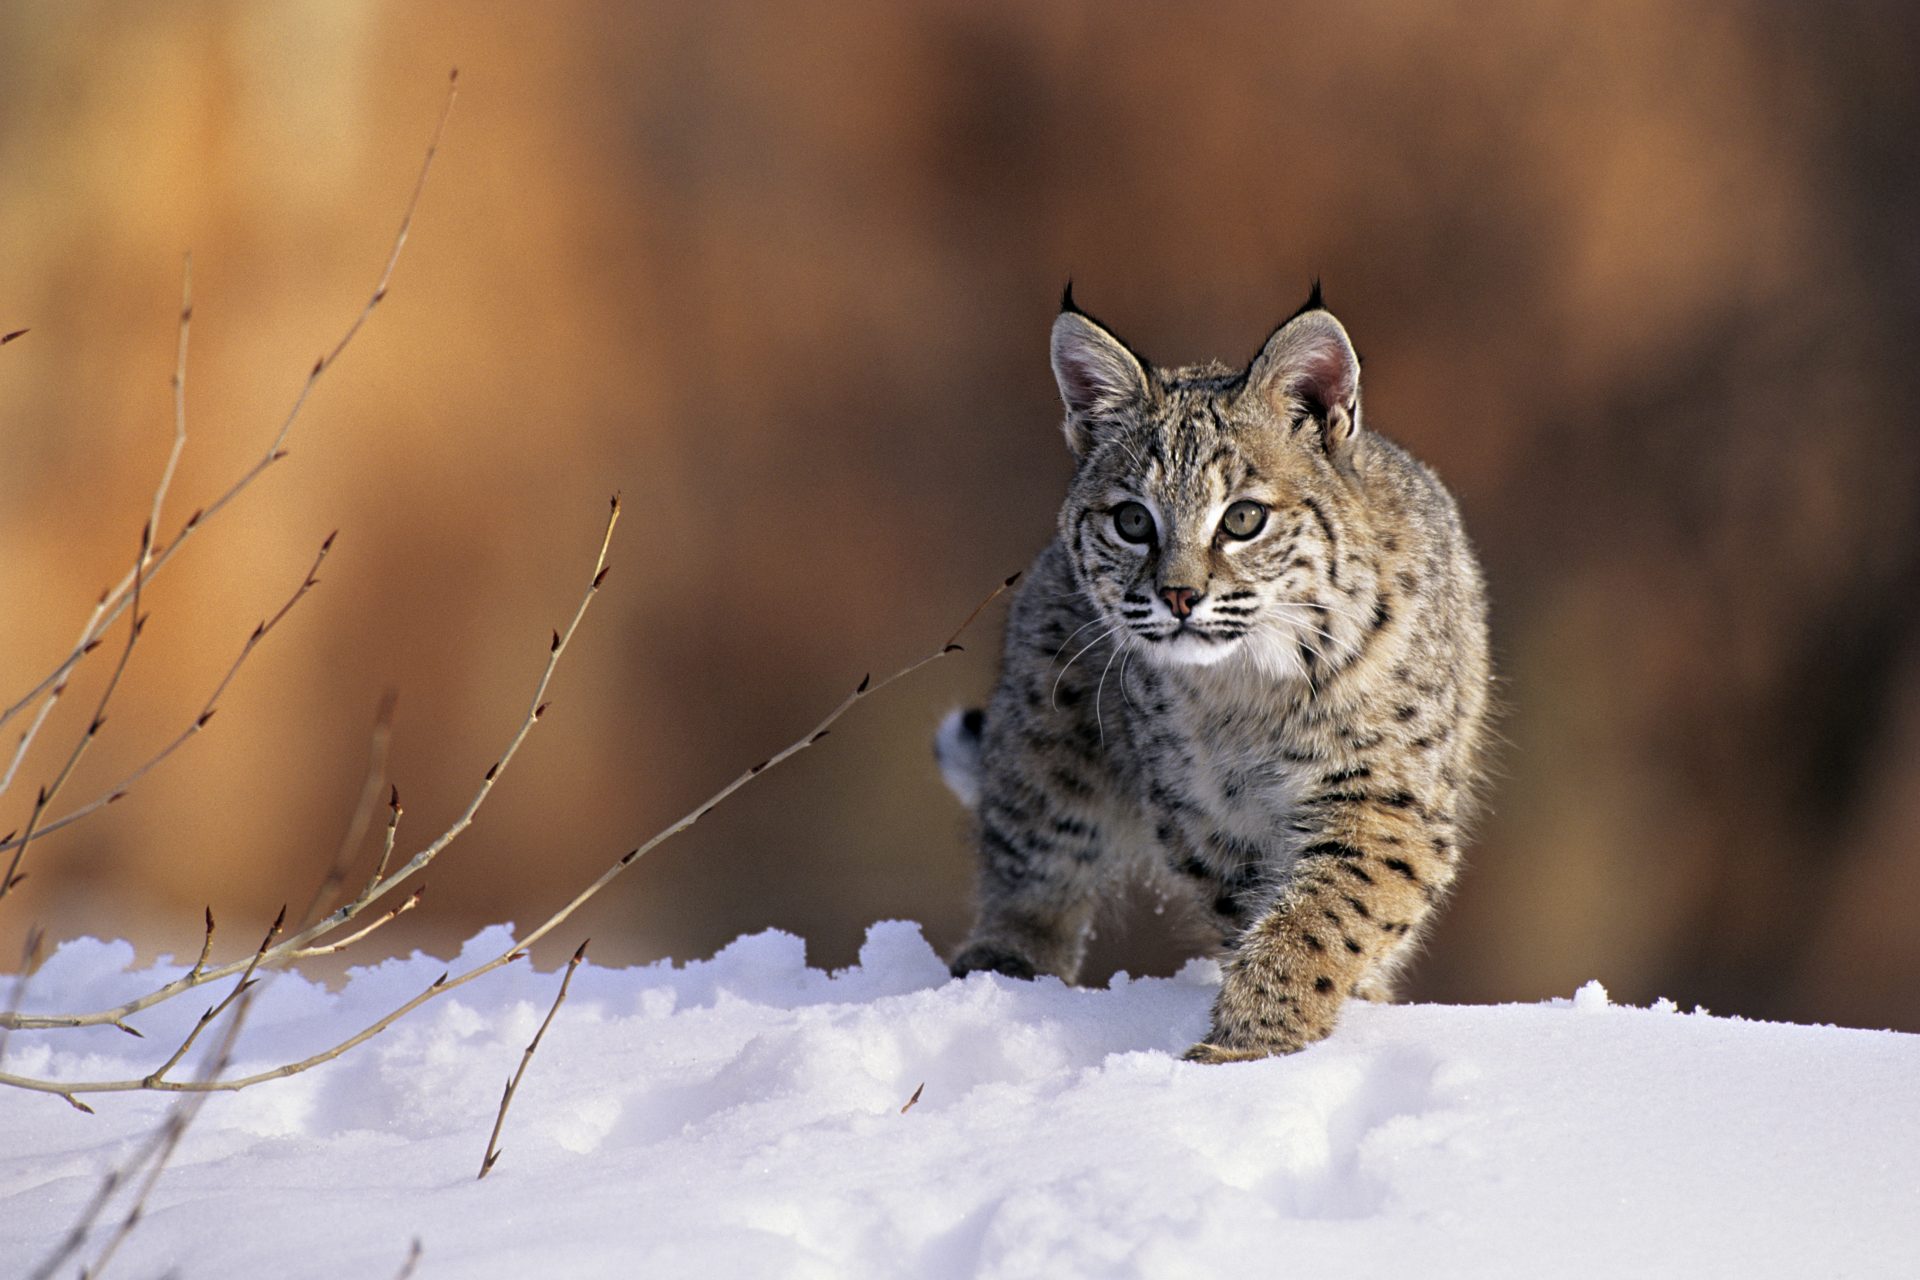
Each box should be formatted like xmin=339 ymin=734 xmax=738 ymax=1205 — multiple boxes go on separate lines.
xmin=934 ymin=707 xmax=985 ymax=811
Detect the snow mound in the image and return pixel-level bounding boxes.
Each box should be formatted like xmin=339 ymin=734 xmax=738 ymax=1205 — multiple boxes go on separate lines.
xmin=4 ymin=921 xmax=1916 ymax=1278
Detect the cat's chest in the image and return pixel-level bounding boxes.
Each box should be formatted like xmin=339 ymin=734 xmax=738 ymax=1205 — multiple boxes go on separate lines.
xmin=1135 ymin=693 xmax=1308 ymax=844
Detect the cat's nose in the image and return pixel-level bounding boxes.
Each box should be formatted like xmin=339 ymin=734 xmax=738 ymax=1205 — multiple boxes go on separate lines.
xmin=1161 ymin=586 xmax=1201 ymax=618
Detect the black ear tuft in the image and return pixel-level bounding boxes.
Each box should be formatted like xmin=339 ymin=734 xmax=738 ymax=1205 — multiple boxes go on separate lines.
xmin=1060 ymin=279 xmax=1080 ymax=315
xmin=1244 ymin=305 xmax=1363 ymax=460
xmin=1286 ymin=278 xmax=1327 ymax=323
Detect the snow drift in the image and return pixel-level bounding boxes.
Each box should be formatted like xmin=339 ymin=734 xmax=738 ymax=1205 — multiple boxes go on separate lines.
xmin=3 ymin=921 xmax=1915 ymax=1278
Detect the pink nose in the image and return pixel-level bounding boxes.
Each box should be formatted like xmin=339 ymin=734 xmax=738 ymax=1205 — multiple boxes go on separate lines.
xmin=1161 ymin=586 xmax=1200 ymax=619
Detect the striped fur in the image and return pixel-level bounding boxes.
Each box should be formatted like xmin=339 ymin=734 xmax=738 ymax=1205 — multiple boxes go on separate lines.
xmin=944 ymin=290 xmax=1492 ymax=1060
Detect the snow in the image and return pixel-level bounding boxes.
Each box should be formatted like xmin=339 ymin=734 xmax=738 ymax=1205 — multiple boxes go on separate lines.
xmin=4 ymin=921 xmax=1917 ymax=1278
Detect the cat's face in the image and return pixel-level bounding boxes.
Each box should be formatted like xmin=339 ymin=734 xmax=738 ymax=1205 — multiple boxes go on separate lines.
xmin=1050 ymin=294 xmax=1368 ymax=681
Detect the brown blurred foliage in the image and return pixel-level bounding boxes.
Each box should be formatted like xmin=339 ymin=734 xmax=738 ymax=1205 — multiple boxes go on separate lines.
xmin=3 ymin=2 xmax=1918 ymax=1032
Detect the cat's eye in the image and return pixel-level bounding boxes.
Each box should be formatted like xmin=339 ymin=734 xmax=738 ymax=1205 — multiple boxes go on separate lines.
xmin=1111 ymin=501 xmax=1155 ymax=544
xmin=1220 ymin=500 xmax=1268 ymax=540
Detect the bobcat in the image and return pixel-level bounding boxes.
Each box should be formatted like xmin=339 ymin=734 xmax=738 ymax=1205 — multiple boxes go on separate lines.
xmin=939 ymin=285 xmax=1491 ymax=1061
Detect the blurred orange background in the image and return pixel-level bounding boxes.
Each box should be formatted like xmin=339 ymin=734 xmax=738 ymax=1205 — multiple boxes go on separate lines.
xmin=4 ymin=2 xmax=1917 ymax=1033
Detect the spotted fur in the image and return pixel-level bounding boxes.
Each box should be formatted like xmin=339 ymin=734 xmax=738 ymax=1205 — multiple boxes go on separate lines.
xmin=943 ymin=288 xmax=1491 ymax=1061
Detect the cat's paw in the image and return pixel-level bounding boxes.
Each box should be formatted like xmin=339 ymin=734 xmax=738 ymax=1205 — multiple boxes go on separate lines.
xmin=1182 ymin=1017 xmax=1317 ymax=1063
xmin=948 ymin=942 xmax=1037 ymax=981
xmin=1181 ymin=1040 xmax=1274 ymax=1064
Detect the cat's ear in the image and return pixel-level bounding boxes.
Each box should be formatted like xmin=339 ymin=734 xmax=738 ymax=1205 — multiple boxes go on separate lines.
xmin=1051 ymin=288 xmax=1150 ymax=457
xmin=1246 ymin=294 xmax=1362 ymax=459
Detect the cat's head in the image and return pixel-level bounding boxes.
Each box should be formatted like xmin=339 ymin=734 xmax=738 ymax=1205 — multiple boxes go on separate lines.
xmin=1050 ymin=285 xmax=1372 ymax=679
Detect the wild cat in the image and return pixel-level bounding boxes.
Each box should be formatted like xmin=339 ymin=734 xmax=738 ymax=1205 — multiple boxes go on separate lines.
xmin=938 ymin=285 xmax=1490 ymax=1061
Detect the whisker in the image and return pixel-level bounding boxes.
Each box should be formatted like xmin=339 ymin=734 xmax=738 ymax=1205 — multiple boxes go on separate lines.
xmin=1051 ymin=622 xmax=1124 ymax=711
xmin=1051 ymin=614 xmax=1107 ymax=663
xmin=1258 ymin=602 xmax=1346 ymax=648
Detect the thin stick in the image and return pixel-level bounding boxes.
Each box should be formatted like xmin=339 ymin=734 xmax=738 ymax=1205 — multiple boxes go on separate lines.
xmin=0 ymin=251 xmax=181 ymax=809
xmin=291 ymin=885 xmax=423 ymax=958
xmin=346 ymin=498 xmax=618 ymax=913
xmin=27 ymin=1167 xmax=121 ymax=1280
xmin=295 ymin=689 xmax=398 ymax=928
xmin=0 ymin=532 xmax=336 ymax=870
xmin=28 ymin=973 xmax=263 ymax=1280
xmin=0 ymin=571 xmax=1018 ymax=1096
xmin=0 ymin=68 xmax=458 ymax=794
xmin=187 ymin=908 xmax=216 ymax=982
xmin=480 ymin=938 xmax=587 ymax=1179
xmin=75 ymin=981 xmax=261 ymax=1280
xmin=146 ymin=255 xmax=192 ymax=582
xmin=142 ymin=908 xmax=283 ymax=1087
xmin=0 ymin=925 xmax=45 ymax=1066
xmin=358 ymin=785 xmax=405 ymax=903
xmin=392 ymin=1238 xmax=423 ymax=1280
xmin=1 ymin=496 xmax=613 ymax=1034
xmin=1 ymin=524 xmax=152 ymax=900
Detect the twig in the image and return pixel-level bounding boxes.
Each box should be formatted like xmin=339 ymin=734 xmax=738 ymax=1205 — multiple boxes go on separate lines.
xmin=0 ymin=532 xmax=336 ymax=873
xmin=392 ymin=1238 xmax=423 ymax=1280
xmin=295 ymin=689 xmax=398 ymax=928
xmin=358 ymin=784 xmax=405 ymax=904
xmin=187 ymin=908 xmax=216 ymax=982
xmin=0 ymin=67 xmax=458 ymax=799
xmin=6 ymin=262 xmax=170 ymax=806
xmin=1 ymin=524 xmax=152 ymax=900
xmin=13 ymin=75 xmax=460 ymax=1280
xmin=1 ymin=496 xmax=615 ymax=1034
xmin=142 ymin=908 xmax=283 ymax=1087
xmin=480 ymin=937 xmax=587 ymax=1179
xmin=0 ymin=924 xmax=45 ymax=1066
xmin=0 ymin=570 xmax=1018 ymax=1097
xmin=28 ymin=1166 xmax=120 ymax=1280
xmin=28 ymin=972 xmax=264 ymax=1280
xmin=292 ymin=885 xmax=423 ymax=958
xmin=75 ymin=981 xmax=262 ymax=1280
xmin=147 ymin=255 xmax=192 ymax=588
xmin=3 ymin=250 xmax=185 ymax=807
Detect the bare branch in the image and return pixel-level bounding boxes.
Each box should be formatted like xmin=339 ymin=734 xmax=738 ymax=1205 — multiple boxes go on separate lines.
xmin=1 ymin=524 xmax=152 ymax=901
xmin=0 ymin=568 xmax=1014 ymax=1095
xmin=143 ymin=908 xmax=283 ymax=1087
xmin=29 ymin=967 xmax=264 ymax=1280
xmin=0 ymin=257 xmax=184 ymax=804
xmin=145 ymin=255 xmax=192 ymax=585
xmin=480 ymin=937 xmax=587 ymax=1179
xmin=0 ymin=532 xmax=335 ymax=870
xmin=295 ymin=689 xmax=398 ymax=928
xmin=357 ymin=784 xmax=405 ymax=904
xmin=188 ymin=907 xmax=215 ymax=981
xmin=291 ymin=885 xmax=423 ymax=959
xmin=0 ymin=497 xmax=613 ymax=1034
xmin=0 ymin=924 xmax=44 ymax=1066
xmin=0 ymin=69 xmax=458 ymax=795
xmin=74 ymin=980 xmax=262 ymax=1280
xmin=14 ymin=74 xmax=466 ymax=1277
xmin=27 ymin=1167 xmax=120 ymax=1280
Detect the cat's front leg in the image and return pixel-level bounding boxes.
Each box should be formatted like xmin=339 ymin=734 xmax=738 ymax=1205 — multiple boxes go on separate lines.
xmin=951 ymin=718 xmax=1142 ymax=981
xmin=951 ymin=824 xmax=1108 ymax=983
xmin=1184 ymin=799 xmax=1460 ymax=1061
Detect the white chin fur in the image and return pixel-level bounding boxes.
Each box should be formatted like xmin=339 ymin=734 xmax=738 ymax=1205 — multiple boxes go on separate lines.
xmin=1151 ymin=631 xmax=1240 ymax=667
